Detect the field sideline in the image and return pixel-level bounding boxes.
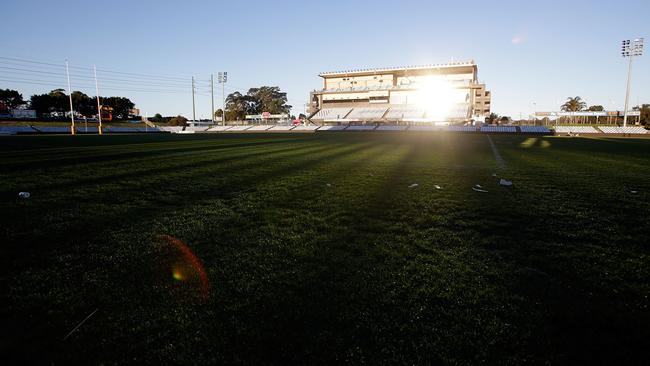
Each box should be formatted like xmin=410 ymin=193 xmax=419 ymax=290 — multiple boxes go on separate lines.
xmin=1 ymin=133 xmax=649 ymax=365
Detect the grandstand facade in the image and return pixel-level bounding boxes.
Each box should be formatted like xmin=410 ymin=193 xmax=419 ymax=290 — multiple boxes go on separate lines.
xmin=308 ymin=61 xmax=490 ymax=125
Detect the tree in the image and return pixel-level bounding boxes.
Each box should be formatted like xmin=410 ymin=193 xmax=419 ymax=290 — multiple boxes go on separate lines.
xmin=587 ymin=105 xmax=604 ymax=111
xmin=168 ymin=115 xmax=188 ymax=126
xmin=101 ymin=96 xmax=135 ymax=120
xmin=225 ymin=91 xmax=252 ymax=121
xmin=561 ymin=96 xmax=587 ymax=112
xmin=224 ymin=86 xmax=292 ymax=121
xmin=150 ymin=113 xmax=164 ymax=123
xmin=485 ymin=112 xmax=499 ymax=124
xmin=71 ymin=91 xmax=95 ymax=117
xmin=29 ymin=89 xmax=68 ymax=117
xmin=0 ymin=89 xmax=25 ymax=109
xmin=246 ymin=86 xmax=292 ymax=114
xmin=499 ymin=116 xmax=511 ymax=124
xmin=214 ymin=109 xmax=223 ymax=118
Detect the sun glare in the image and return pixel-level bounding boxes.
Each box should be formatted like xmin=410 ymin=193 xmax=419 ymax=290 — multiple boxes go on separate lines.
xmin=412 ymin=77 xmax=464 ymax=121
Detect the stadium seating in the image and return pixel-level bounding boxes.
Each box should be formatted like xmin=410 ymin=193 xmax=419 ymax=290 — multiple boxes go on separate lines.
xmin=206 ymin=125 xmax=232 ymax=131
xmin=317 ymin=125 xmax=348 ymax=131
xmin=598 ymin=126 xmax=647 ymax=134
xmin=311 ymin=108 xmax=352 ymax=121
xmin=33 ymin=126 xmax=70 ymax=133
xmin=158 ymin=126 xmax=184 ymax=133
xmin=384 ymin=107 xmax=426 ymax=120
xmin=376 ymin=125 xmax=408 ymax=131
xmin=0 ymin=126 xmax=36 ymax=134
xmin=480 ymin=125 xmax=516 ymax=133
xmin=345 ymin=107 xmax=388 ymax=120
xmin=447 ymin=125 xmax=477 ymax=132
xmin=425 ymin=103 xmax=469 ymax=120
xmin=246 ymin=125 xmax=273 ymax=131
xmin=519 ymin=126 xmax=551 ymax=134
xmin=184 ymin=126 xmax=209 ymax=132
xmin=105 ymin=127 xmax=138 ymax=133
xmin=407 ymin=125 xmax=441 ymax=131
xmin=227 ymin=125 xmax=253 ymax=131
xmin=346 ymin=125 xmax=377 ymax=131
xmin=554 ymin=126 xmax=600 ymax=134
xmin=267 ymin=125 xmax=295 ymax=131
xmin=75 ymin=126 xmax=99 ymax=133
xmin=292 ymin=125 xmax=320 ymax=131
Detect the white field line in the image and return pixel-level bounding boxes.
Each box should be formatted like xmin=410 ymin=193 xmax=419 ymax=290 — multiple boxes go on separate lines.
xmin=486 ymin=135 xmax=506 ymax=169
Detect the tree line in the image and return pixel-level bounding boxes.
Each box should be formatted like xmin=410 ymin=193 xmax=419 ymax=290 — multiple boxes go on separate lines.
xmin=219 ymin=86 xmax=292 ymax=121
xmin=560 ymin=96 xmax=649 ymax=125
xmin=0 ymin=88 xmax=135 ymax=120
xmin=485 ymin=96 xmax=649 ymax=125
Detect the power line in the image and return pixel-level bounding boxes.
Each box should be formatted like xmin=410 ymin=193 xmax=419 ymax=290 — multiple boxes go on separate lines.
xmin=0 ymin=76 xmax=192 ymax=94
xmin=0 ymin=56 xmax=191 ymax=82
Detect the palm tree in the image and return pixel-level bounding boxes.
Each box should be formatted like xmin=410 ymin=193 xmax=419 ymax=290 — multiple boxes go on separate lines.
xmin=561 ymin=96 xmax=587 ymax=124
xmin=561 ymin=96 xmax=587 ymax=112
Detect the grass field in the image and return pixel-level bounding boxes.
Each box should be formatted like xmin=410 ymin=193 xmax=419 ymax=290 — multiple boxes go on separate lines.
xmin=1 ymin=133 xmax=649 ymax=365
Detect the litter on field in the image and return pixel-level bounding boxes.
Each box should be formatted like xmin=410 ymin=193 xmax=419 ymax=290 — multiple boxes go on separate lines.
xmin=473 ymin=184 xmax=488 ymax=192
xmin=408 ymin=183 xmax=418 ymax=188
xmin=492 ymin=173 xmax=498 ymax=177
xmin=434 ymin=185 xmax=442 ymax=190
xmin=18 ymin=192 xmax=31 ymax=199
xmin=499 ymin=179 xmax=513 ymax=187
xmin=630 ymin=190 xmax=638 ymax=194
xmin=326 ymin=183 xmax=331 ymax=187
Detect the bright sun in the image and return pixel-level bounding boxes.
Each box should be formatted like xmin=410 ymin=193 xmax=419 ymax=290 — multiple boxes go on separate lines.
xmin=412 ymin=77 xmax=465 ymax=121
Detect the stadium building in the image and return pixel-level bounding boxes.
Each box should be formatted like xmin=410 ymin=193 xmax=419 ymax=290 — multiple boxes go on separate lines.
xmin=308 ymin=61 xmax=490 ymax=125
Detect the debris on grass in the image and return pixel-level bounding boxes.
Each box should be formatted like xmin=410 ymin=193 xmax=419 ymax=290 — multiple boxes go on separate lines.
xmin=18 ymin=192 xmax=31 ymax=199
xmin=434 ymin=185 xmax=442 ymax=190
xmin=408 ymin=183 xmax=418 ymax=188
xmin=499 ymin=179 xmax=513 ymax=187
xmin=473 ymin=184 xmax=488 ymax=193
xmin=63 ymin=308 xmax=99 ymax=341
xmin=492 ymin=173 xmax=498 ymax=177
xmin=630 ymin=190 xmax=638 ymax=194
xmin=326 ymin=183 xmax=331 ymax=187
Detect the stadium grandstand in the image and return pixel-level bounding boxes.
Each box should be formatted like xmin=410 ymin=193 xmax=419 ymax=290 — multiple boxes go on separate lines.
xmin=308 ymin=61 xmax=491 ymax=125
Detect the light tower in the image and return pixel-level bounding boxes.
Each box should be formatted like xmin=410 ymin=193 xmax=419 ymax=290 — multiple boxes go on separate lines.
xmin=218 ymin=72 xmax=228 ymax=125
xmin=621 ymin=38 xmax=644 ymax=127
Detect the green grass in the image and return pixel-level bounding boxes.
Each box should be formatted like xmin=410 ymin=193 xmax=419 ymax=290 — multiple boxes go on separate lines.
xmin=1 ymin=133 xmax=649 ymax=365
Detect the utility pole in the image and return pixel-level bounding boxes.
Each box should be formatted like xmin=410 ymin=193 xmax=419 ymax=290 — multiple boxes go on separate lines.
xmin=621 ymin=38 xmax=644 ymax=127
xmin=65 ymin=60 xmax=75 ymax=135
xmin=211 ymin=74 xmax=215 ymax=123
xmin=93 ymin=65 xmax=102 ymax=135
xmin=191 ymin=76 xmax=196 ymax=123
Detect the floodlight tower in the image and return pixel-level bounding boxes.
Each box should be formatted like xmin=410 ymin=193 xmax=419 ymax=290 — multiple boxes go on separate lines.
xmin=218 ymin=72 xmax=227 ymax=125
xmin=621 ymin=38 xmax=644 ymax=127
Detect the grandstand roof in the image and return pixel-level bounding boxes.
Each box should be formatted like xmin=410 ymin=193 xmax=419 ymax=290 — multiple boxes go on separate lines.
xmin=319 ymin=61 xmax=476 ymax=77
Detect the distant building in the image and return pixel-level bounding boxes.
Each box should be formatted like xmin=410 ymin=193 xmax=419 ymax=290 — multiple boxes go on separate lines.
xmin=308 ymin=61 xmax=491 ymax=124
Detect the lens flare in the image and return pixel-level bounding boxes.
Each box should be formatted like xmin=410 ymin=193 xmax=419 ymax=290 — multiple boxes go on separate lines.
xmin=159 ymin=235 xmax=211 ymax=299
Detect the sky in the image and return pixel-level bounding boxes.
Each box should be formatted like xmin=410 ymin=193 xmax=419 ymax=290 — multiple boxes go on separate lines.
xmin=1 ymin=0 xmax=648 ymax=119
